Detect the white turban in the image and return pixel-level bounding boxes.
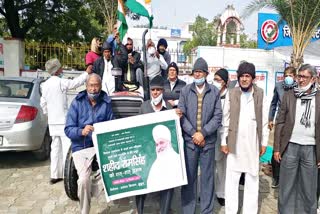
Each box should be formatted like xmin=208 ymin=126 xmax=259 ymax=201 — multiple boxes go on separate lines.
xmin=45 ymin=58 xmax=61 ymax=75
xmin=152 ymin=125 xmax=171 ymax=142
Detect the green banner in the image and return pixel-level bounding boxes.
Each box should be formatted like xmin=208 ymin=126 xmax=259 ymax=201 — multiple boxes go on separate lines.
xmin=93 ymin=110 xmax=187 ymax=201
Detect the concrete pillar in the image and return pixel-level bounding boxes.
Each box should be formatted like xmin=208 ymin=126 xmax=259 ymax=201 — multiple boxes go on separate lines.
xmin=4 ymin=39 xmax=25 ymax=77
xmin=236 ymin=30 xmax=241 ymax=45
xmin=217 ymin=27 xmax=221 ymax=46
xmin=222 ymin=25 xmax=227 ymax=45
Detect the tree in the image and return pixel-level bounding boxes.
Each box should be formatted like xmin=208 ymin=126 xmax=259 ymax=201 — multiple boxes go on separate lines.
xmin=183 ymin=15 xmax=217 ymax=55
xmin=240 ymin=33 xmax=257 ymax=48
xmin=243 ymin=0 xmax=320 ymax=68
xmin=86 ymin=0 xmax=117 ymax=35
xmin=0 ymin=0 xmax=105 ymax=42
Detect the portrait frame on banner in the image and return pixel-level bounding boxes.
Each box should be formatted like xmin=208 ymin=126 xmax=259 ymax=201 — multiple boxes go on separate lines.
xmin=92 ymin=110 xmax=187 ymax=202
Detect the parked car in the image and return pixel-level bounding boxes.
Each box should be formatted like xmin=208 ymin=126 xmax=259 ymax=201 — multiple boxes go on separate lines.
xmin=0 ymin=76 xmax=51 ymax=160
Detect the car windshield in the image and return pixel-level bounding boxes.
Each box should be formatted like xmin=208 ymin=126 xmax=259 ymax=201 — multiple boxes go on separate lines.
xmin=0 ymin=80 xmax=33 ymax=98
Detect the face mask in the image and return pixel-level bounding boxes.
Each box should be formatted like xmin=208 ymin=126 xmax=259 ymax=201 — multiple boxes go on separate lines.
xmin=58 ymin=73 xmax=63 ymax=78
xmin=158 ymin=48 xmax=165 ymax=54
xmin=194 ymin=77 xmax=206 ymax=86
xmin=87 ymin=92 xmax=100 ymax=100
xmin=298 ymin=82 xmax=313 ymax=92
xmin=152 ymin=93 xmax=163 ymax=105
xmin=148 ymin=47 xmax=156 ymax=55
xmin=284 ymin=76 xmax=294 ymax=85
xmin=213 ymin=81 xmax=222 ymax=91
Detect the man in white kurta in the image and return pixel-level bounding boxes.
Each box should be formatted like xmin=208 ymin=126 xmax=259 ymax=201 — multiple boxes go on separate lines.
xmin=221 ymin=61 xmax=269 ymax=214
xmin=40 ymin=58 xmax=89 ymax=184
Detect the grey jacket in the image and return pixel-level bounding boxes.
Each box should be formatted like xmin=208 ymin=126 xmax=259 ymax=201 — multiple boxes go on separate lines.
xmin=178 ymin=82 xmax=222 ymax=150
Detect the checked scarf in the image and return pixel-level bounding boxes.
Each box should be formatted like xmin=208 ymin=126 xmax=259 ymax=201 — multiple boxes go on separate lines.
xmin=293 ymin=83 xmax=317 ymax=128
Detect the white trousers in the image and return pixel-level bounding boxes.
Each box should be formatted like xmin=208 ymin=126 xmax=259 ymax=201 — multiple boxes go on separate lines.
xmin=73 ymin=147 xmax=101 ymax=214
xmin=50 ymin=136 xmax=71 ymax=179
xmin=225 ymin=169 xmax=259 ymax=214
xmin=215 ymin=156 xmax=227 ymax=198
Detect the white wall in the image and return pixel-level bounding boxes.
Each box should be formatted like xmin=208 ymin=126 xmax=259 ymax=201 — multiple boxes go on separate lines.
xmin=3 ymin=39 xmax=25 ymax=77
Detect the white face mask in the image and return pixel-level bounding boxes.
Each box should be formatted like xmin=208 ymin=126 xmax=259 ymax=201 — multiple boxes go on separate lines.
xmin=152 ymin=93 xmax=163 ymax=105
xmin=213 ymin=81 xmax=222 ymax=91
xmin=148 ymin=47 xmax=156 ymax=55
xmin=298 ymin=82 xmax=313 ymax=92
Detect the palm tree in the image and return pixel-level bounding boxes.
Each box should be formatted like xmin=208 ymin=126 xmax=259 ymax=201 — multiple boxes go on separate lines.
xmin=243 ymin=0 xmax=320 ymax=68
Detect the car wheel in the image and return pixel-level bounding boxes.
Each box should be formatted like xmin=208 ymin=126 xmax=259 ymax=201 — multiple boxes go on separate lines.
xmin=33 ymin=128 xmax=51 ymax=161
xmin=64 ymin=147 xmax=79 ymax=201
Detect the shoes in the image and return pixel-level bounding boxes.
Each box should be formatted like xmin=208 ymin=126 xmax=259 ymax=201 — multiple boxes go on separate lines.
xmin=217 ymin=197 xmax=225 ymax=206
xmin=271 ymin=178 xmax=279 ymax=188
xmin=50 ymin=178 xmax=63 ymax=185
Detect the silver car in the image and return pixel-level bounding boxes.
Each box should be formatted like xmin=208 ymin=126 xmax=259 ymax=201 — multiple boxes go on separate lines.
xmin=0 ymin=77 xmax=51 ymax=160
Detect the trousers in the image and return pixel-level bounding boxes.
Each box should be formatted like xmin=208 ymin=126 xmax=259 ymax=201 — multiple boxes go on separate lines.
xmin=50 ymin=136 xmax=71 ymax=179
xmin=225 ymin=170 xmax=259 ymax=214
xmin=278 ymin=142 xmax=317 ymax=214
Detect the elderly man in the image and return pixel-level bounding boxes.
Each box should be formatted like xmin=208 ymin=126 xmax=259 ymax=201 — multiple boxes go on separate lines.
xmin=221 ymin=61 xmax=269 ymax=214
xmin=163 ymin=62 xmax=186 ymax=108
xmin=274 ymin=64 xmax=320 ymax=214
xmin=40 ymin=58 xmax=89 ymax=184
xmin=147 ymin=125 xmax=182 ymax=190
xmin=65 ymin=73 xmax=114 ymax=214
xmin=135 ymin=75 xmax=174 ymax=214
xmin=178 ymin=57 xmax=222 ymax=214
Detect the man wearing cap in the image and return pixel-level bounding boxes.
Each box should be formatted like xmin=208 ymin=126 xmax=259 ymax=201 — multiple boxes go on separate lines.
xmin=122 ymin=37 xmax=144 ymax=94
xmin=136 ymin=75 xmax=174 ymax=214
xmin=163 ymin=62 xmax=186 ymax=108
xmin=220 ymin=61 xmax=269 ymax=213
xmin=157 ymin=38 xmax=171 ymax=78
xmin=40 ymin=58 xmax=90 ymax=184
xmin=212 ymin=68 xmax=229 ymax=206
xmin=178 ymin=57 xmax=222 ymax=214
xmin=92 ymin=41 xmax=127 ymax=95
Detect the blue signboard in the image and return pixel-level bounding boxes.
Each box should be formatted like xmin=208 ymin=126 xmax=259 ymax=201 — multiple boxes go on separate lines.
xmin=257 ymin=13 xmax=320 ymax=50
xmin=171 ymin=29 xmax=181 ymax=38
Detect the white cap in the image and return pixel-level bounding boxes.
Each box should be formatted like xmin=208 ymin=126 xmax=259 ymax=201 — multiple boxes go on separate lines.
xmin=45 ymin=58 xmax=61 ymax=75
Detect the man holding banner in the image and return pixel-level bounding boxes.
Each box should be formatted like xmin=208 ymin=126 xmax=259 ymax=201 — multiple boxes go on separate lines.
xmin=135 ymin=75 xmax=175 ymax=214
xmin=65 ymin=74 xmax=114 ymax=214
xmin=178 ymin=57 xmax=222 ymax=214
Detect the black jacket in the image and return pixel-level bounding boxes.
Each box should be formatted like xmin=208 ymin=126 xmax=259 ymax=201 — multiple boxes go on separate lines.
xmin=163 ymin=78 xmax=186 ymax=102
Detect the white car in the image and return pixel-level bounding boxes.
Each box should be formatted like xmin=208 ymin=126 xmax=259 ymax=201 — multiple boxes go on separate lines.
xmin=0 ymin=77 xmax=51 ymax=160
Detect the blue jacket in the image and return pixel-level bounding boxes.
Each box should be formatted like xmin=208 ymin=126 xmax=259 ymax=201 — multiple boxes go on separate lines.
xmin=65 ymin=90 xmax=114 ymax=153
xmin=178 ymin=82 xmax=222 ymax=150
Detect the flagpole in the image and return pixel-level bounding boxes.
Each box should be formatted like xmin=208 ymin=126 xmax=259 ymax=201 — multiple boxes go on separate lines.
xmin=142 ymin=28 xmax=150 ymax=100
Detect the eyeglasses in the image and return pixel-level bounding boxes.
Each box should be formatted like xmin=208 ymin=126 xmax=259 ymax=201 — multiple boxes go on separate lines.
xmin=297 ymin=75 xmax=312 ymax=80
xmin=126 ymin=43 xmax=133 ymax=46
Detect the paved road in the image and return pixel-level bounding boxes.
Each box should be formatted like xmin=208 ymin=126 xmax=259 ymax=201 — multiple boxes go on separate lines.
xmin=0 ymin=151 xmax=278 ymax=214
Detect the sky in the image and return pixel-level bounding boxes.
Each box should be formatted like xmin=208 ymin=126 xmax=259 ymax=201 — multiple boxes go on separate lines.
xmin=128 ymin=0 xmax=275 ymax=39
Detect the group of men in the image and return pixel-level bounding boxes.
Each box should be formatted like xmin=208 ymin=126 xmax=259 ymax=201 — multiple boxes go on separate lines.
xmin=40 ymin=30 xmax=320 ymax=214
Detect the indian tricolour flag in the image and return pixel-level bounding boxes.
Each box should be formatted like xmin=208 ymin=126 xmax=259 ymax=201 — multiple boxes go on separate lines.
xmin=125 ymin=0 xmax=153 ymax=28
xmin=117 ymin=0 xmax=128 ymax=41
